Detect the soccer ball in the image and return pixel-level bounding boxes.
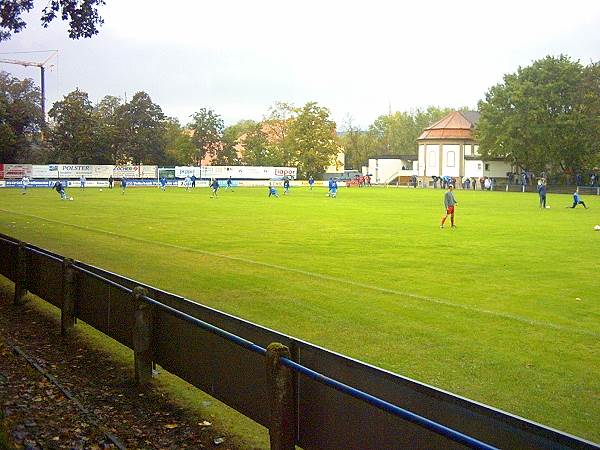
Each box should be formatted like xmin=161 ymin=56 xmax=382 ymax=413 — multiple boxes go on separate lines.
xmin=545 ymin=205 xmax=550 ymax=209
xmin=594 ymin=225 xmax=600 ymax=231
xmin=99 ymin=189 xmax=103 ymax=192
xmin=69 ymin=197 xmax=74 ymax=201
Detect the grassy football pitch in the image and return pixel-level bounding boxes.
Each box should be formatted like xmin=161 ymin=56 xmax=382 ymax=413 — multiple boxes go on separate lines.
xmin=0 ymin=185 xmax=599 ymax=441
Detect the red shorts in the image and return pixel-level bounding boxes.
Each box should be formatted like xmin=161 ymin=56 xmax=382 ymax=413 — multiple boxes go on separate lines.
xmin=446 ymin=206 xmax=455 ymax=214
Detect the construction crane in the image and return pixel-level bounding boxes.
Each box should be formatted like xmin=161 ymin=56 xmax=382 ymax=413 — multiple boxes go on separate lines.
xmin=0 ymin=50 xmax=58 ymax=125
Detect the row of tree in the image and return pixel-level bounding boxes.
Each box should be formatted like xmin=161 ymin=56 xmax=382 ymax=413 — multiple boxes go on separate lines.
xmin=3 ymin=55 xmax=599 ymax=178
xmin=0 ymin=74 xmax=345 ymax=177
xmin=1 ymin=70 xmax=452 ymax=176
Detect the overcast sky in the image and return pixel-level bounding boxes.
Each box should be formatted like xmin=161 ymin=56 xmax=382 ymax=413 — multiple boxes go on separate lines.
xmin=1 ymin=0 xmax=599 ymax=129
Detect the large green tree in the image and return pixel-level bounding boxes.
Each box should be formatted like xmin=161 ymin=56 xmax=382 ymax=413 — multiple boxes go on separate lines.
xmin=0 ymin=0 xmax=105 ymax=41
xmin=476 ymin=55 xmax=600 ymax=174
xmin=284 ymin=102 xmax=340 ymax=178
xmin=0 ymin=71 xmax=43 ymax=162
xmin=118 ymin=91 xmax=167 ymax=164
xmin=48 ymin=88 xmax=104 ymax=163
xmin=163 ymin=118 xmax=195 ymax=165
xmin=216 ymin=120 xmax=256 ymax=165
xmin=94 ymin=95 xmax=125 ymax=163
xmin=188 ymin=108 xmax=224 ymax=164
xmin=239 ymin=123 xmax=278 ymax=166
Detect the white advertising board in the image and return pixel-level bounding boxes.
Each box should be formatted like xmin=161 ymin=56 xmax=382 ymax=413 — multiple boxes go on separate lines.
xmin=0 ymin=164 xmax=33 ymax=179
xmin=58 ymin=164 xmax=94 ymax=177
xmin=140 ymin=165 xmax=158 ymax=178
xmin=175 ymin=166 xmax=202 ymax=178
xmin=200 ymin=166 xmax=297 ymax=180
xmin=32 ymin=165 xmax=59 ymax=178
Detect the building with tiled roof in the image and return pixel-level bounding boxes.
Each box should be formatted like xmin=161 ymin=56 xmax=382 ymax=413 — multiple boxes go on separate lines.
xmin=416 ymin=111 xmax=511 ymax=182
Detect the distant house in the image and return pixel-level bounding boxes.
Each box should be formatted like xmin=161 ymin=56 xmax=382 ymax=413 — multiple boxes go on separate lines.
xmin=416 ymin=111 xmax=511 ymax=182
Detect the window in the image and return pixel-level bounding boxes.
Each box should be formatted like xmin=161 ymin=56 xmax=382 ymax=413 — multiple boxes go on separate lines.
xmin=485 ymin=163 xmax=490 ymax=171
xmin=429 ymin=150 xmax=437 ymax=167
xmin=447 ymin=151 xmax=455 ymax=167
xmin=474 ymin=145 xmax=480 ymax=155
xmin=477 ymin=163 xmax=482 ymax=170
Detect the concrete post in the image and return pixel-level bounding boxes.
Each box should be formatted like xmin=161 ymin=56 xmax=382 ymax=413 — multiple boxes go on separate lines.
xmin=13 ymin=242 xmax=27 ymax=305
xmin=132 ymin=286 xmax=153 ymax=386
xmin=266 ymin=342 xmax=295 ymax=450
xmin=61 ymin=258 xmax=76 ymax=334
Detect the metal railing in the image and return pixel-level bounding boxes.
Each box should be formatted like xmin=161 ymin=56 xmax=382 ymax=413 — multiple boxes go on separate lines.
xmin=0 ymin=233 xmax=597 ymax=450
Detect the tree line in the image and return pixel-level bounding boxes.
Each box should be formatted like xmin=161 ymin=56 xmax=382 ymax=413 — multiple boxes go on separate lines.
xmin=0 ymin=71 xmax=455 ymax=177
xmin=3 ymin=54 xmax=599 ymax=179
xmin=0 ymin=76 xmax=345 ymax=177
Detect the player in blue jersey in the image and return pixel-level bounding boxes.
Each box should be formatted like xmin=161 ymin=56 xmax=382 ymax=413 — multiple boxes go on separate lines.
xmin=570 ymin=191 xmax=588 ymax=209
xmin=327 ymin=177 xmax=337 ymax=198
xmin=268 ymin=184 xmax=279 ymax=198
xmin=80 ymin=175 xmax=86 ymax=190
xmin=160 ymin=176 xmax=167 ymax=191
xmin=308 ymin=176 xmax=315 ymax=190
xmin=53 ymin=180 xmax=67 ymax=199
xmin=210 ymin=178 xmax=219 ymax=198
xmin=121 ymin=178 xmax=127 ymax=195
xmin=283 ymin=178 xmax=290 ymax=195
xmin=226 ymin=176 xmax=233 ymax=191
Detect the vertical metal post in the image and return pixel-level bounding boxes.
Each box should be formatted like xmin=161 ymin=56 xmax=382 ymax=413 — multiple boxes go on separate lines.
xmin=61 ymin=258 xmax=76 ymax=334
xmin=133 ymin=286 xmax=153 ymax=386
xmin=13 ymin=242 xmax=27 ymax=305
xmin=40 ymin=66 xmax=46 ymax=126
xmin=266 ymin=343 xmax=296 ymax=450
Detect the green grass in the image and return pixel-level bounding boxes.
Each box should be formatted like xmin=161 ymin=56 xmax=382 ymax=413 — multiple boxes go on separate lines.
xmin=0 ymin=185 xmax=599 ymax=442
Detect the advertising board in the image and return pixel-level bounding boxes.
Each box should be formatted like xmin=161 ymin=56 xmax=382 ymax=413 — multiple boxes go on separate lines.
xmin=175 ymin=166 xmax=202 ymax=178
xmin=32 ymin=165 xmax=59 ymax=179
xmin=200 ymin=166 xmax=297 ymax=180
xmin=0 ymin=164 xmax=33 ymax=179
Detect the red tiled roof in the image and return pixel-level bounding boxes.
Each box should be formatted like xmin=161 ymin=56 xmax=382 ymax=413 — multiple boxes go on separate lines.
xmin=417 ymin=111 xmax=479 ymax=140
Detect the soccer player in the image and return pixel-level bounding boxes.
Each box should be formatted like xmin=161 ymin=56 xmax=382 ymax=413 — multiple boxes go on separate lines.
xmin=308 ymin=176 xmax=315 ymax=190
xmin=226 ymin=176 xmax=233 ymax=191
xmin=440 ymin=185 xmax=457 ymax=228
xmin=53 ymin=180 xmax=67 ymax=200
xmin=283 ymin=178 xmax=290 ymax=195
xmin=121 ymin=178 xmax=127 ymax=195
xmin=160 ymin=176 xmax=167 ymax=191
xmin=570 ymin=191 xmax=589 ymax=209
xmin=80 ymin=175 xmax=86 ymax=190
xmin=327 ymin=177 xmax=338 ymax=198
xmin=21 ymin=176 xmax=30 ymax=194
xmin=191 ymin=174 xmax=196 ymax=188
xmin=184 ymin=175 xmax=191 ymax=191
xmin=268 ymin=184 xmax=279 ymax=198
xmin=108 ymin=175 xmax=114 ymax=189
xmin=210 ymin=178 xmax=219 ymax=198
xmin=537 ymin=180 xmax=547 ymax=208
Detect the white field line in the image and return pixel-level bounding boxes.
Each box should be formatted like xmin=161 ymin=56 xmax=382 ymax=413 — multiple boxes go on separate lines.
xmin=2 ymin=208 xmax=599 ymax=339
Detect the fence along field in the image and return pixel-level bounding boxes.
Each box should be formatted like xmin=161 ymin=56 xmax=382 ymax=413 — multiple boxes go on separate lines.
xmin=1 ymin=233 xmax=597 ymax=449
xmin=0 ymin=186 xmax=599 ymax=446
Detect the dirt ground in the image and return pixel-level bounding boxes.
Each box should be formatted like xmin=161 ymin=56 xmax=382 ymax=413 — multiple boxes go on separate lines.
xmin=0 ymin=285 xmax=241 ymax=450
